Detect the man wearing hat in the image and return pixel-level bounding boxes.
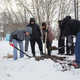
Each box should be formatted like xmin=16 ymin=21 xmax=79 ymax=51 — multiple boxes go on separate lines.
xmin=9 ymin=27 xmax=32 ymax=60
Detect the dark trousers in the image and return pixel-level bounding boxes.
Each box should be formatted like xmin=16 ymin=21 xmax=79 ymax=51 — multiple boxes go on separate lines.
xmin=46 ymin=40 xmax=52 ymax=55
xmin=58 ymin=39 xmax=65 ymax=54
xmin=66 ymin=43 xmax=74 ymax=55
xmin=30 ymin=37 xmax=43 ymax=56
xmin=66 ymin=37 xmax=74 ymax=54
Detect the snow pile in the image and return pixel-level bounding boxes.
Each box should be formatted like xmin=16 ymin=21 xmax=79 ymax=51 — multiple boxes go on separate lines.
xmin=0 ymin=40 xmax=80 ymax=80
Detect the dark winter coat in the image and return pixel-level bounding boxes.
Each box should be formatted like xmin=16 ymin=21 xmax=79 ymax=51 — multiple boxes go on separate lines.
xmin=42 ymin=26 xmax=55 ymax=42
xmin=62 ymin=17 xmax=80 ymax=36
xmin=27 ymin=18 xmax=42 ymax=39
xmin=58 ymin=20 xmax=64 ymax=39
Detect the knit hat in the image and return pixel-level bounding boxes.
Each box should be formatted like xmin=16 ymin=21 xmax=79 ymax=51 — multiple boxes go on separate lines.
xmin=24 ymin=27 xmax=32 ymax=34
xmin=42 ymin=22 xmax=46 ymax=26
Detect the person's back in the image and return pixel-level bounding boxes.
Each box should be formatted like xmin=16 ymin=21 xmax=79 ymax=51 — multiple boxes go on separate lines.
xmin=62 ymin=16 xmax=80 ymax=67
xmin=9 ymin=29 xmax=25 ymax=42
xmin=62 ymin=17 xmax=80 ymax=36
xmin=9 ymin=27 xmax=32 ymax=60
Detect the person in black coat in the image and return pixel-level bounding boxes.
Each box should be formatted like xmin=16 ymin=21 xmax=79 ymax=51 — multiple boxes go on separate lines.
xmin=62 ymin=16 xmax=74 ymax=55
xmin=61 ymin=16 xmax=80 ymax=67
xmin=58 ymin=20 xmax=65 ymax=55
xmin=27 ymin=18 xmax=44 ymax=57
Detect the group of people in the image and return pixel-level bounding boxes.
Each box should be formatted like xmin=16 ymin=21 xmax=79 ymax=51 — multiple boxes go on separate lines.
xmin=9 ymin=18 xmax=55 ymax=60
xmin=9 ymin=16 xmax=80 ymax=67
xmin=58 ymin=19 xmax=74 ymax=56
xmin=58 ymin=16 xmax=80 ymax=67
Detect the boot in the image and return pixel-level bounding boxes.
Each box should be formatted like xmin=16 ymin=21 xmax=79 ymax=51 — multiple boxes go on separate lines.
xmin=40 ymin=51 xmax=44 ymax=55
xmin=48 ymin=50 xmax=51 ymax=56
xmin=33 ymin=53 xmax=36 ymax=57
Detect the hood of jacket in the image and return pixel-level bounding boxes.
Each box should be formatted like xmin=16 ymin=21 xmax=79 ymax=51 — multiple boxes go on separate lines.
xmin=58 ymin=20 xmax=62 ymax=29
xmin=24 ymin=27 xmax=32 ymax=34
xmin=58 ymin=20 xmax=62 ymax=25
xmin=62 ymin=16 xmax=71 ymax=27
xmin=29 ymin=18 xmax=35 ymax=24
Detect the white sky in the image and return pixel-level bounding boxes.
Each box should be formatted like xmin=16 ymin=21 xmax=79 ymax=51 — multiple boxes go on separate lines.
xmin=0 ymin=0 xmax=31 ymax=12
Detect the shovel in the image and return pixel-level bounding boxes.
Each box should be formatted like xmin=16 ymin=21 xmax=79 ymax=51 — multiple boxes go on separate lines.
xmin=9 ymin=43 xmax=31 ymax=58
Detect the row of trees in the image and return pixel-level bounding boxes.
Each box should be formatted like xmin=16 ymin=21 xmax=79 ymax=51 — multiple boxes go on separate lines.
xmin=0 ymin=0 xmax=80 ymax=37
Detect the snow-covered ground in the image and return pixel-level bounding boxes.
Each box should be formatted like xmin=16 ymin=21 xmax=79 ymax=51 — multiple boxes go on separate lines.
xmin=0 ymin=39 xmax=80 ymax=80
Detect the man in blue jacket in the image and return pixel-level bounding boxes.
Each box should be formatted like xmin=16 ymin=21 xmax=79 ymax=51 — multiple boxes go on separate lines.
xmin=9 ymin=27 xmax=32 ymax=60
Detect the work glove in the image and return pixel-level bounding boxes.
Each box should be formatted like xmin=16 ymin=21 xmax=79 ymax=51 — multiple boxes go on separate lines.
xmin=46 ymin=29 xmax=49 ymax=32
xmin=41 ymin=37 xmax=43 ymax=40
xmin=68 ymin=43 xmax=72 ymax=47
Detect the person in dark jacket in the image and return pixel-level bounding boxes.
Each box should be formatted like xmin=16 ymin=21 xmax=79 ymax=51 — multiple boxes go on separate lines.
xmin=42 ymin=22 xmax=55 ymax=56
xmin=27 ymin=18 xmax=44 ymax=57
xmin=9 ymin=27 xmax=32 ymax=60
xmin=63 ymin=16 xmax=75 ymax=55
xmin=62 ymin=16 xmax=80 ymax=67
xmin=58 ymin=20 xmax=65 ymax=55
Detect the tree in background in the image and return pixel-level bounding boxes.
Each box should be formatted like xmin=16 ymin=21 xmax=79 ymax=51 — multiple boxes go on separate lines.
xmin=0 ymin=0 xmax=79 ymax=38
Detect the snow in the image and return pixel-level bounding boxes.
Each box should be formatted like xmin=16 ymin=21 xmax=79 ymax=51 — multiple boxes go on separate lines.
xmin=0 ymin=39 xmax=80 ymax=80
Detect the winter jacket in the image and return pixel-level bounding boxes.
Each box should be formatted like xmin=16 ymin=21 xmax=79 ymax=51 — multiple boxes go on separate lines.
xmin=42 ymin=26 xmax=55 ymax=42
xmin=62 ymin=17 xmax=80 ymax=36
xmin=58 ymin=21 xmax=64 ymax=40
xmin=27 ymin=18 xmax=42 ymax=39
xmin=9 ymin=27 xmax=32 ymax=51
